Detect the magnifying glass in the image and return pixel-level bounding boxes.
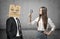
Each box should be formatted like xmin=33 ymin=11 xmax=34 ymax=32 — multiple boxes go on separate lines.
xmin=29 ymin=9 xmax=33 ymax=22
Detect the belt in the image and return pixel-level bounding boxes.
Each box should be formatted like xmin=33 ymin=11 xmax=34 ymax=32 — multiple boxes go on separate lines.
xmin=38 ymin=31 xmax=44 ymax=33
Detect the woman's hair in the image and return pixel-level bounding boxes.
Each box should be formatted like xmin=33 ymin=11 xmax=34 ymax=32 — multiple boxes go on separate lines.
xmin=37 ymin=6 xmax=48 ymax=29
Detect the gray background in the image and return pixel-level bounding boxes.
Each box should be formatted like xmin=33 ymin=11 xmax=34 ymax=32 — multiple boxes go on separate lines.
xmin=0 ymin=0 xmax=60 ymax=29
xmin=0 ymin=0 xmax=60 ymax=39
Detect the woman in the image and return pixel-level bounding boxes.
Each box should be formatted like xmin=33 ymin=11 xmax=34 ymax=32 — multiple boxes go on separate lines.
xmin=29 ymin=7 xmax=55 ymax=39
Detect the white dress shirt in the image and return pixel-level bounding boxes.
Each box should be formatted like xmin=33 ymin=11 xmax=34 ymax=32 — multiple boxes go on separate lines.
xmin=31 ymin=17 xmax=55 ymax=32
xmin=14 ymin=17 xmax=20 ymax=37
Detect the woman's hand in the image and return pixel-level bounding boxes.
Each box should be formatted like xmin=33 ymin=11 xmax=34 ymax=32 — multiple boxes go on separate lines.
xmin=44 ymin=31 xmax=52 ymax=36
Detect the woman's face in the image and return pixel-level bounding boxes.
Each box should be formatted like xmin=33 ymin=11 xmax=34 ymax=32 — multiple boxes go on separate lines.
xmin=39 ymin=8 xmax=43 ymax=15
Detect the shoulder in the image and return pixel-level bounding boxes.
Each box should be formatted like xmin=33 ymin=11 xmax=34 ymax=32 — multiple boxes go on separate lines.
xmin=48 ymin=18 xmax=51 ymax=21
xmin=47 ymin=18 xmax=52 ymax=22
xmin=6 ymin=17 xmax=14 ymax=22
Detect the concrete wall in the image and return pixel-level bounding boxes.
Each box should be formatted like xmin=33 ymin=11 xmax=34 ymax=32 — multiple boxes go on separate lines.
xmin=0 ymin=0 xmax=60 ymax=29
xmin=0 ymin=0 xmax=60 ymax=39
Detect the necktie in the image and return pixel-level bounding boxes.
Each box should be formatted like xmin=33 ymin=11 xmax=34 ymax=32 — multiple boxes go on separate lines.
xmin=16 ymin=18 xmax=20 ymax=36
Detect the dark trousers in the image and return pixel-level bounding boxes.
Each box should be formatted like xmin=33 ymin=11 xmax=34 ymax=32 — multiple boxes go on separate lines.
xmin=16 ymin=35 xmax=23 ymax=39
xmin=7 ymin=36 xmax=23 ymax=39
xmin=16 ymin=36 xmax=21 ymax=39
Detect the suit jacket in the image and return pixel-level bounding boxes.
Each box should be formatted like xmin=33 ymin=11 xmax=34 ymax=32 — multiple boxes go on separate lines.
xmin=6 ymin=17 xmax=23 ymax=39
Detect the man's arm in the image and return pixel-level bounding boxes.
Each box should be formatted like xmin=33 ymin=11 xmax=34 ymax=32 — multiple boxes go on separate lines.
xmin=6 ymin=18 xmax=13 ymax=38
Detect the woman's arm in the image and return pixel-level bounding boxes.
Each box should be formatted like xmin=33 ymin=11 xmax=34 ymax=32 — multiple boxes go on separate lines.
xmin=44 ymin=18 xmax=55 ymax=35
xmin=47 ymin=18 xmax=55 ymax=35
xmin=30 ymin=17 xmax=39 ymax=25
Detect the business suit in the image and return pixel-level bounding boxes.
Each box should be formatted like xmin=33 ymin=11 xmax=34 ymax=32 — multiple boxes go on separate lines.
xmin=6 ymin=17 xmax=23 ymax=39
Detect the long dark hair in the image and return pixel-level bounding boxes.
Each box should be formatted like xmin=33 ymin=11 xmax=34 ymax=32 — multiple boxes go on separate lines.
xmin=37 ymin=7 xmax=48 ymax=29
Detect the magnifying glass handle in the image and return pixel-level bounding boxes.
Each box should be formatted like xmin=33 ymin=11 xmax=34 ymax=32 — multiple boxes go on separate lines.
xmin=29 ymin=13 xmax=32 ymax=23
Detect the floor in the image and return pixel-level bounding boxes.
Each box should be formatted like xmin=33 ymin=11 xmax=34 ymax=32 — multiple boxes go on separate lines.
xmin=0 ymin=29 xmax=60 ymax=39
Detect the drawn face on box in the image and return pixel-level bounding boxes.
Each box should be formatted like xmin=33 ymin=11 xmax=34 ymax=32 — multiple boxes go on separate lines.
xmin=9 ymin=4 xmax=21 ymax=18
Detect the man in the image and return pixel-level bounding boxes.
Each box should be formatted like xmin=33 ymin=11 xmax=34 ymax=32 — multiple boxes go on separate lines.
xmin=6 ymin=4 xmax=23 ymax=39
xmin=29 ymin=7 xmax=55 ymax=39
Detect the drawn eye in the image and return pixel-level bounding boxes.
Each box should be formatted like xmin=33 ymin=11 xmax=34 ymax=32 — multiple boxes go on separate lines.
xmin=16 ymin=10 xmax=19 ymax=11
xmin=11 ymin=9 xmax=14 ymax=11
